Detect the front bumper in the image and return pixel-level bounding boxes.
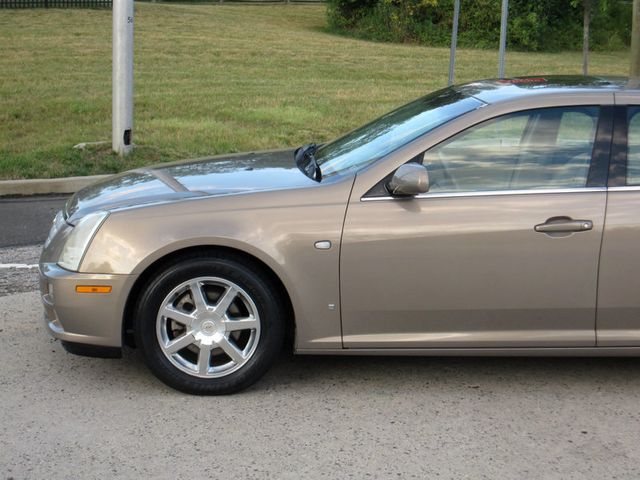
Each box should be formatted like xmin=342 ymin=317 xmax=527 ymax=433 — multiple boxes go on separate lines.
xmin=39 ymin=262 xmax=137 ymax=350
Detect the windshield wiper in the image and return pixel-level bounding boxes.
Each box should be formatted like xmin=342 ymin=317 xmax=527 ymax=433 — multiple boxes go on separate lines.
xmin=294 ymin=143 xmax=322 ymax=182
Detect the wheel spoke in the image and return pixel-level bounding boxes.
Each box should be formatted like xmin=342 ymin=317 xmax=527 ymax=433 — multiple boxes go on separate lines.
xmin=197 ymin=346 xmax=211 ymax=375
xmin=217 ymin=336 xmax=244 ymax=364
xmin=224 ymin=317 xmax=259 ymax=332
xmin=164 ymin=331 xmax=196 ymax=354
xmin=215 ymin=286 xmax=238 ymax=315
xmin=161 ymin=305 xmax=195 ymax=326
xmin=189 ymin=281 xmax=209 ymax=313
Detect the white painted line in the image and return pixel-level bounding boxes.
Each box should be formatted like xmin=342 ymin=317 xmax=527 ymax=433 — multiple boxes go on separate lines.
xmin=0 ymin=263 xmax=38 ymax=269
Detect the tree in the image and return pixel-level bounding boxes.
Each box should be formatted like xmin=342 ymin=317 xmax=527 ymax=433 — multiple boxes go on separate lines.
xmin=573 ymin=0 xmax=620 ymax=76
xmin=573 ymin=0 xmax=597 ymax=75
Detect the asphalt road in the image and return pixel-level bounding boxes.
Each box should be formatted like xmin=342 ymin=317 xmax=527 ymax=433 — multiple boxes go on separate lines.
xmin=2 ymin=197 xmax=640 ymax=479
xmin=0 ymin=195 xmax=67 ymax=247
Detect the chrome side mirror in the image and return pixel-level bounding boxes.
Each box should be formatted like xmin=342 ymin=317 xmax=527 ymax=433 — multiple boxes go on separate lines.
xmin=387 ymin=163 xmax=429 ymax=197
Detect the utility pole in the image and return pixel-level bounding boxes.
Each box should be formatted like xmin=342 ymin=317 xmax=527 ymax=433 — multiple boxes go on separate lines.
xmin=498 ymin=0 xmax=508 ymax=78
xmin=112 ymin=0 xmax=134 ymax=156
xmin=632 ymin=0 xmax=640 ymax=79
xmin=448 ymin=0 xmax=461 ymax=86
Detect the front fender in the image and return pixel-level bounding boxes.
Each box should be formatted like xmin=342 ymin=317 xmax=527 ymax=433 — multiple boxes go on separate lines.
xmin=80 ymin=183 xmax=353 ymax=349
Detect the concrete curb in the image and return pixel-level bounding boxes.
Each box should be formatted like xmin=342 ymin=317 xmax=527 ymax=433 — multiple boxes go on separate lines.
xmin=0 ymin=174 xmax=110 ymax=197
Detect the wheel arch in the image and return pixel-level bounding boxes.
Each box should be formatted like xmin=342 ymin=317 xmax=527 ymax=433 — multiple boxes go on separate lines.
xmin=122 ymin=245 xmax=296 ymax=350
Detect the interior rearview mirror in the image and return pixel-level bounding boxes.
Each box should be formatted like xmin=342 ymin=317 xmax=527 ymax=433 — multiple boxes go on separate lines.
xmin=387 ymin=163 xmax=429 ymax=197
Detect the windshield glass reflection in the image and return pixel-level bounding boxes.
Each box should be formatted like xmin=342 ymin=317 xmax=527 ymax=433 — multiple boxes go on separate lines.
xmin=316 ymin=88 xmax=484 ymax=177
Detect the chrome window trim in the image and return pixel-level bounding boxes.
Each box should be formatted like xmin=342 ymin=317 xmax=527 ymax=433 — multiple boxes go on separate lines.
xmin=361 ymin=187 xmax=607 ymax=202
xmin=608 ymin=186 xmax=640 ymax=192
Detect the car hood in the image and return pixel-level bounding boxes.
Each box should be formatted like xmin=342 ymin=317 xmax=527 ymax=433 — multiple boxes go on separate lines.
xmin=65 ymin=149 xmax=317 ymax=222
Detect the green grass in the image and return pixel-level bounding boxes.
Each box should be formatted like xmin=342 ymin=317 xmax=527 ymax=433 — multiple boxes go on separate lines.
xmin=0 ymin=3 xmax=631 ymax=179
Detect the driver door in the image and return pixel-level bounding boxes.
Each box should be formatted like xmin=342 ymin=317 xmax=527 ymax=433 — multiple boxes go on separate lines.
xmin=340 ymin=106 xmax=610 ymax=348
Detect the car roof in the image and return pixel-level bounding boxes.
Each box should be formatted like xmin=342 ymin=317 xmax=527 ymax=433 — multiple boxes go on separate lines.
xmin=455 ymin=75 xmax=637 ymax=105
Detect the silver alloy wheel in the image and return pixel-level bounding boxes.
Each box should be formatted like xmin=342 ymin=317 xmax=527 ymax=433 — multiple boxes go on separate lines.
xmin=156 ymin=276 xmax=261 ymax=378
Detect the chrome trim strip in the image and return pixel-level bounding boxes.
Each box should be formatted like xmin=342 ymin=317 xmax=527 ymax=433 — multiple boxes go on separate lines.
xmin=295 ymin=346 xmax=640 ymax=357
xmin=608 ymin=186 xmax=640 ymax=192
xmin=361 ymin=187 xmax=607 ymax=202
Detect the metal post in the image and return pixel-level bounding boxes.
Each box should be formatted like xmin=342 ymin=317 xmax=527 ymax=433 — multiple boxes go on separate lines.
xmin=448 ymin=0 xmax=461 ymax=86
xmin=498 ymin=0 xmax=508 ymax=78
xmin=112 ymin=0 xmax=134 ymax=156
xmin=631 ymin=0 xmax=640 ymax=80
xmin=582 ymin=0 xmax=590 ymax=75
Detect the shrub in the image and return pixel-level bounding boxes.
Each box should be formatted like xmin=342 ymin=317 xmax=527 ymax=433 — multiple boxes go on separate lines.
xmin=326 ymin=0 xmax=631 ymax=52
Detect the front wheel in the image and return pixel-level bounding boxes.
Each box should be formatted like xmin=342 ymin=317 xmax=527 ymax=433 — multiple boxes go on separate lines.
xmin=134 ymin=255 xmax=285 ymax=394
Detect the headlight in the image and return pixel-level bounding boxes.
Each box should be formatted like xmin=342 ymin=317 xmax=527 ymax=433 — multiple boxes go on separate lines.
xmin=58 ymin=211 xmax=109 ymax=271
xmin=44 ymin=210 xmax=66 ymax=248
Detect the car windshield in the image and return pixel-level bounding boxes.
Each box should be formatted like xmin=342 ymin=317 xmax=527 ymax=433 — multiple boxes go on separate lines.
xmin=316 ymin=88 xmax=484 ymax=178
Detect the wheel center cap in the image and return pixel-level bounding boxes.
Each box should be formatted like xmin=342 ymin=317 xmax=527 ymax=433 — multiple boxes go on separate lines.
xmin=201 ymin=320 xmax=216 ymax=334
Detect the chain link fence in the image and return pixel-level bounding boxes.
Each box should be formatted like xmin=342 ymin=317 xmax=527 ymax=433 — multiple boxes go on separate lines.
xmin=0 ymin=0 xmax=323 ymax=6
xmin=0 ymin=0 xmax=111 ymax=7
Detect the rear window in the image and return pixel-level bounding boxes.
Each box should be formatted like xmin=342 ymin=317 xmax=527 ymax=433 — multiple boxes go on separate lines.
xmin=627 ymin=107 xmax=640 ymax=185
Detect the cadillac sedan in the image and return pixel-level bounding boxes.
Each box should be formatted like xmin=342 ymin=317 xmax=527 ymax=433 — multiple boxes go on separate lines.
xmin=40 ymin=76 xmax=640 ymax=394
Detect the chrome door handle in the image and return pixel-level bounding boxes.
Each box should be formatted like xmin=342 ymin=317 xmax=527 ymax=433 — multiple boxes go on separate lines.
xmin=534 ymin=218 xmax=593 ymax=233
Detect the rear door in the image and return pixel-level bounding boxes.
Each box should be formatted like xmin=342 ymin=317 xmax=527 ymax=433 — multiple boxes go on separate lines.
xmin=597 ymin=98 xmax=640 ymax=345
xmin=340 ymin=105 xmax=613 ymax=349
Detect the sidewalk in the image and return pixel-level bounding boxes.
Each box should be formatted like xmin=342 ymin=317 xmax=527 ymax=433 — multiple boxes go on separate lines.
xmin=0 ymin=174 xmax=109 ymax=197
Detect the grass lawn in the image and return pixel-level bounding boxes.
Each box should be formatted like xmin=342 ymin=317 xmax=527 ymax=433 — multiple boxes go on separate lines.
xmin=0 ymin=3 xmax=630 ymax=179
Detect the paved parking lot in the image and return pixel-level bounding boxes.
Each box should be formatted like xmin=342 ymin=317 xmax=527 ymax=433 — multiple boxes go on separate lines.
xmin=1 ymin=200 xmax=640 ymax=479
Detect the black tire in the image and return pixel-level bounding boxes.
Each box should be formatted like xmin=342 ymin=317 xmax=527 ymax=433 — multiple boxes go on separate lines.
xmin=134 ymin=254 xmax=285 ymax=395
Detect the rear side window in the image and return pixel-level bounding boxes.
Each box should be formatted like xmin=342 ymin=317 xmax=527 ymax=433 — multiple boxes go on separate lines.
xmin=627 ymin=107 xmax=640 ymax=185
xmin=422 ymin=106 xmax=599 ymax=193
xmin=557 ymin=111 xmax=599 ymax=149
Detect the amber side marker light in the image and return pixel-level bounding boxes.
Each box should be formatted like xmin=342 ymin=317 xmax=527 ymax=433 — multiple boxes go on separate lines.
xmin=75 ymin=285 xmax=112 ymax=294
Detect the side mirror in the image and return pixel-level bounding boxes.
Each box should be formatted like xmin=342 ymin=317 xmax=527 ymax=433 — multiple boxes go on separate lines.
xmin=387 ymin=163 xmax=429 ymax=197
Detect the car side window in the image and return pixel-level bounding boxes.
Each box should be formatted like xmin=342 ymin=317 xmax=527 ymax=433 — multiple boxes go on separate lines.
xmin=627 ymin=107 xmax=640 ymax=186
xmin=422 ymin=106 xmax=600 ymax=193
